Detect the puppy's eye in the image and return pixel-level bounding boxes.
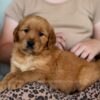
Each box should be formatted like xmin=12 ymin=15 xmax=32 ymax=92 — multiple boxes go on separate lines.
xmin=38 ymin=32 xmax=44 ymax=36
xmin=23 ymin=28 xmax=29 ymax=33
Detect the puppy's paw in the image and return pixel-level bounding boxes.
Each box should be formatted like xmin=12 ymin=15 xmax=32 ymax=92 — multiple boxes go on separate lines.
xmin=7 ymin=77 xmax=25 ymax=90
xmin=0 ymin=81 xmax=7 ymax=92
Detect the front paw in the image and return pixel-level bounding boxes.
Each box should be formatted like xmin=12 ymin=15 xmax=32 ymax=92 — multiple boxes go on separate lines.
xmin=0 ymin=81 xmax=7 ymax=92
xmin=7 ymin=77 xmax=26 ymax=90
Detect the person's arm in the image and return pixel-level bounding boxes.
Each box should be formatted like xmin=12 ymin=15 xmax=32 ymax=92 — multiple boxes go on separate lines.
xmin=71 ymin=22 xmax=100 ymax=62
xmin=0 ymin=16 xmax=18 ymax=63
xmin=94 ymin=22 xmax=100 ymax=39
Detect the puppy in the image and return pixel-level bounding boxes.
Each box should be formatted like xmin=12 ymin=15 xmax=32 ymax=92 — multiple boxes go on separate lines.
xmin=0 ymin=15 xmax=100 ymax=93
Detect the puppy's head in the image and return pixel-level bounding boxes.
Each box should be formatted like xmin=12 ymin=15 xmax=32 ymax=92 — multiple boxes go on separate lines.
xmin=13 ymin=15 xmax=56 ymax=55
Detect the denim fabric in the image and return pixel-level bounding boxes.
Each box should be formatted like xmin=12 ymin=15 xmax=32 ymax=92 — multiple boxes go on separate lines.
xmin=0 ymin=63 xmax=10 ymax=80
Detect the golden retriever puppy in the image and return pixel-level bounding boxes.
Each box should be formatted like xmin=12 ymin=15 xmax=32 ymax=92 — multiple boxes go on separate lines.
xmin=0 ymin=15 xmax=100 ymax=93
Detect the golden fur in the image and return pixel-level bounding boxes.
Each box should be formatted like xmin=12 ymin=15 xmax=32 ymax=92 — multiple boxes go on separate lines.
xmin=0 ymin=15 xmax=100 ymax=93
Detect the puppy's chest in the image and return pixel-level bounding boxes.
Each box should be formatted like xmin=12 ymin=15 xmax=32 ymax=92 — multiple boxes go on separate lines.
xmin=12 ymin=56 xmax=51 ymax=72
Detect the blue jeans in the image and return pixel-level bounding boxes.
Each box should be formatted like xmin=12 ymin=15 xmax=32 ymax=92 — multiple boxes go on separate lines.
xmin=0 ymin=63 xmax=10 ymax=80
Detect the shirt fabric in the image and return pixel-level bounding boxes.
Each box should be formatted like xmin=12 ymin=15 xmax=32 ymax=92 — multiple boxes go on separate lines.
xmin=6 ymin=0 xmax=100 ymax=49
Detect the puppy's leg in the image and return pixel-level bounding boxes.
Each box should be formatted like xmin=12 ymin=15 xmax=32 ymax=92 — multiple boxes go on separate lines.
xmin=7 ymin=69 xmax=46 ymax=90
xmin=78 ymin=64 xmax=100 ymax=91
xmin=0 ymin=66 xmax=21 ymax=91
xmin=0 ymin=72 xmax=18 ymax=91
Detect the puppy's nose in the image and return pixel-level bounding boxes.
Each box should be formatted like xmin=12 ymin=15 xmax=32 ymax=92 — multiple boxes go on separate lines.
xmin=27 ymin=40 xmax=34 ymax=48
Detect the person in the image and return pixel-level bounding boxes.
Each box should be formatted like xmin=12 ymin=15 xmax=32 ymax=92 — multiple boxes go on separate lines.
xmin=0 ymin=0 xmax=100 ymax=99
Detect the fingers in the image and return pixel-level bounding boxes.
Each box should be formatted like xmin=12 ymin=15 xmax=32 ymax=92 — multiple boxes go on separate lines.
xmin=80 ymin=51 xmax=94 ymax=62
xmin=56 ymin=37 xmax=65 ymax=49
xmin=80 ymin=51 xmax=89 ymax=59
xmin=71 ymin=43 xmax=85 ymax=57
xmin=71 ymin=43 xmax=94 ymax=61
xmin=55 ymin=32 xmax=66 ymax=50
xmin=55 ymin=42 xmax=64 ymax=50
xmin=71 ymin=44 xmax=84 ymax=56
xmin=86 ymin=54 xmax=94 ymax=62
xmin=71 ymin=43 xmax=81 ymax=53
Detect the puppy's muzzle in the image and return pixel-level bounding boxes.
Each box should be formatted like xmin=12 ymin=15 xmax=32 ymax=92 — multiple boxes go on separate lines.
xmin=27 ymin=39 xmax=34 ymax=49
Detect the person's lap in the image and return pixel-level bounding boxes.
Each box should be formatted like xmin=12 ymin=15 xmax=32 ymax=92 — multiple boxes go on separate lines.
xmin=0 ymin=63 xmax=100 ymax=99
xmin=0 ymin=59 xmax=100 ymax=99
xmin=0 ymin=80 xmax=100 ymax=100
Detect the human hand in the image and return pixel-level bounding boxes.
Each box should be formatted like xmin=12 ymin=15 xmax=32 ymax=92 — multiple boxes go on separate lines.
xmin=71 ymin=39 xmax=100 ymax=62
xmin=55 ymin=32 xmax=66 ymax=50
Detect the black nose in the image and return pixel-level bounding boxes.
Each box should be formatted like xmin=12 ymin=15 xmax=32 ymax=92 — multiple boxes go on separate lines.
xmin=27 ymin=40 xmax=34 ymax=48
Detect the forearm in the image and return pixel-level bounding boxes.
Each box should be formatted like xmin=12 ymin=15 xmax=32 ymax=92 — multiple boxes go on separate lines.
xmin=0 ymin=42 xmax=13 ymax=64
xmin=94 ymin=22 xmax=100 ymax=40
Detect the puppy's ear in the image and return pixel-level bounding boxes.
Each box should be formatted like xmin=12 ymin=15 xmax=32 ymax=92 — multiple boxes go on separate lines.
xmin=13 ymin=25 xmax=19 ymax=42
xmin=47 ymin=26 xmax=56 ymax=49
